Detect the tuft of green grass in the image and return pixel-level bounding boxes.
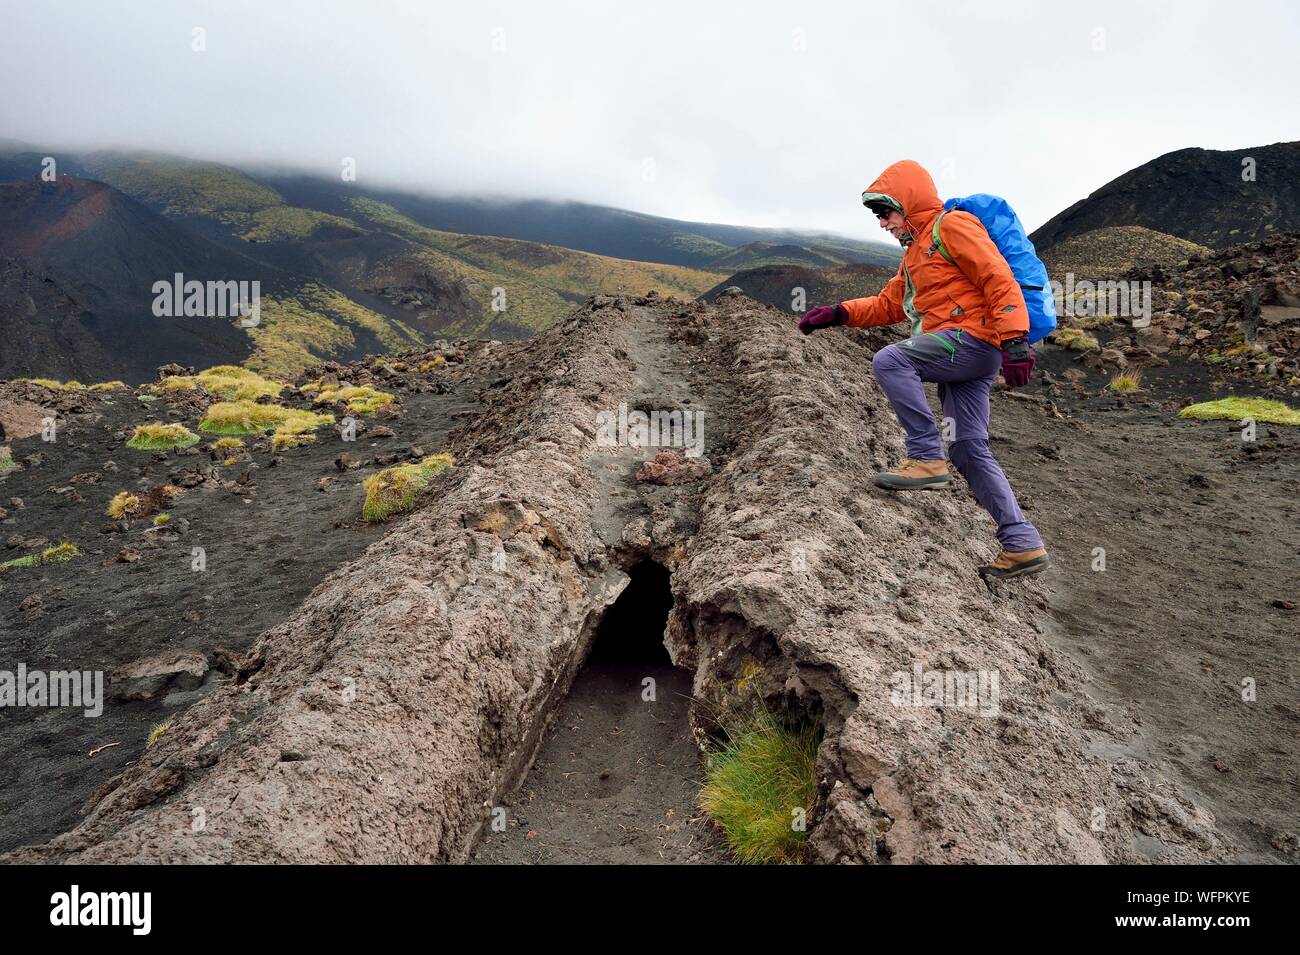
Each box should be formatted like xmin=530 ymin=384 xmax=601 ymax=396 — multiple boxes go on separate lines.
xmin=1050 ymin=326 xmax=1100 ymax=351
xmin=209 ymin=437 xmax=245 ymax=451
xmin=312 ymin=384 xmax=395 ymax=415
xmin=153 ymin=365 xmax=283 ymax=401
xmin=153 ymin=513 xmax=171 ymax=526
xmin=146 ymin=718 xmax=173 ymax=747
xmin=198 ymin=400 xmax=334 ymax=441
xmin=270 ymin=430 xmax=315 ymax=451
xmin=1107 ymin=370 xmax=1143 ymax=394
xmin=699 ymin=706 xmax=821 ymax=864
xmin=0 ymin=542 xmax=80 ymax=570
xmin=126 ymin=423 xmax=200 ymax=450
xmin=0 ymin=446 xmax=14 ymax=476
xmin=1179 ymin=397 xmax=1300 ymax=426
xmin=361 ymin=453 xmax=454 ymax=522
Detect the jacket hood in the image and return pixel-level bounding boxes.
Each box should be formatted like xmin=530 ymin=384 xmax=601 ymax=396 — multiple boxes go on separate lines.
xmin=861 ymin=160 xmax=944 ymax=238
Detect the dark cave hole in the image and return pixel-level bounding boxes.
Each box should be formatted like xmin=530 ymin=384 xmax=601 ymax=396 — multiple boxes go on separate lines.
xmin=587 ymin=560 xmax=674 ymax=665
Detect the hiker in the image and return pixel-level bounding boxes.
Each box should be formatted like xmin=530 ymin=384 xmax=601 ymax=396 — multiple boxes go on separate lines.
xmin=798 ymin=159 xmax=1047 ymax=580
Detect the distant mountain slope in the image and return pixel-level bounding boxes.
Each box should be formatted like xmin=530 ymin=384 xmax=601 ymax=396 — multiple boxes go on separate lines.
xmin=260 ymin=170 xmax=902 ymax=269
xmin=0 ymin=146 xmax=898 ymax=375
xmin=1041 ymin=226 xmax=1212 ymax=282
xmin=700 ymin=261 xmax=895 ymax=312
xmin=342 ymin=197 xmax=723 ymax=336
xmin=0 ymin=148 xmax=898 ymax=271
xmin=21 ymin=152 xmax=729 ymax=339
xmin=1031 ymin=141 xmax=1300 ymax=252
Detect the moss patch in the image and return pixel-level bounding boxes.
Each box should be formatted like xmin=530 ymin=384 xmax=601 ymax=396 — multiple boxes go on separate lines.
xmin=1050 ymin=326 xmax=1100 ymax=351
xmin=1179 ymin=397 xmax=1300 ymax=426
xmin=699 ymin=706 xmax=821 ymax=864
xmin=361 ymin=453 xmax=454 ymax=523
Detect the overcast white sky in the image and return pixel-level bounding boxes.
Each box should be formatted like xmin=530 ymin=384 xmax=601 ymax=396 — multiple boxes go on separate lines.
xmin=1 ymin=0 xmax=1297 ymax=239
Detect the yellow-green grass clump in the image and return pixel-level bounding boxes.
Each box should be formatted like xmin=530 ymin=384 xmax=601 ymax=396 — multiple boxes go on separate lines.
xmin=1106 ymin=371 xmax=1143 ymax=394
xmin=269 ymin=430 xmax=317 ymax=451
xmin=1179 ymin=397 xmax=1300 ymax=426
xmin=0 ymin=446 xmax=14 ymax=476
xmin=146 ymin=718 xmax=173 ymax=747
xmin=699 ymin=707 xmax=821 ymax=865
xmin=154 ymin=365 xmax=283 ymax=401
xmin=313 ymin=384 xmax=395 ymax=415
xmin=153 ymin=513 xmax=171 ymax=526
xmin=418 ymin=357 xmax=446 ymax=372
xmin=15 ymin=378 xmax=126 ymax=392
xmin=14 ymin=377 xmax=84 ymax=391
xmin=361 ymin=453 xmax=454 ymax=523
xmin=1050 ymin=327 xmax=1100 ymax=351
xmin=107 ymin=491 xmax=145 ymax=520
xmin=209 ymin=437 xmax=245 ymax=451
xmin=198 ymin=400 xmax=334 ymax=438
xmin=0 ymin=542 xmax=80 ymax=570
xmin=126 ymin=423 xmax=200 ymax=451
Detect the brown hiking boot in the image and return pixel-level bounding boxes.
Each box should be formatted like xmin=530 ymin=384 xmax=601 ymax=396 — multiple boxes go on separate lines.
xmin=874 ymin=457 xmax=950 ymax=490
xmin=978 ymin=548 xmax=1050 ymax=580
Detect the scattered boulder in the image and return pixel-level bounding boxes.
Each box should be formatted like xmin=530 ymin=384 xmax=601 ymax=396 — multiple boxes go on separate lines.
xmin=635 ymin=449 xmax=713 ymax=485
xmin=110 ymin=649 xmax=208 ymax=702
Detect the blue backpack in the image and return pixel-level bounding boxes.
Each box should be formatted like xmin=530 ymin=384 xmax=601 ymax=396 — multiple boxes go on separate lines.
xmin=930 ymin=194 xmax=1056 ymax=344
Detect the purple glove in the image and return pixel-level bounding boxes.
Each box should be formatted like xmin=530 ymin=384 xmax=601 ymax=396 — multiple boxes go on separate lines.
xmin=1000 ymin=337 xmax=1036 ymax=387
xmin=798 ymin=304 xmax=846 ymax=335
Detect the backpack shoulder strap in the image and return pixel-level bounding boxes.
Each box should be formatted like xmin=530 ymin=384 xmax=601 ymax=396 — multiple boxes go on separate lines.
xmin=930 ymin=210 xmax=956 ymax=265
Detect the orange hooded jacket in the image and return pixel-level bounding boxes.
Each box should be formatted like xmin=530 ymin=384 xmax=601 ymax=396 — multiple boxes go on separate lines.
xmin=842 ymin=160 xmax=1028 ymax=347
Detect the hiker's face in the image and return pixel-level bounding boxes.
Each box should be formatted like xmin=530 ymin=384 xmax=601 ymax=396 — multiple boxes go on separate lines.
xmin=877 ymin=209 xmax=907 ymax=241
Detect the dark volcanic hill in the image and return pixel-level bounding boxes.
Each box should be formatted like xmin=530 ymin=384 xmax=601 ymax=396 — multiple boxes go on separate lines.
xmin=1031 ymin=141 xmax=1300 ymax=252
xmin=0 ymin=177 xmax=263 ymax=382
xmin=706 ymin=241 xmax=847 ymax=271
xmin=700 ymin=261 xmax=895 ymax=311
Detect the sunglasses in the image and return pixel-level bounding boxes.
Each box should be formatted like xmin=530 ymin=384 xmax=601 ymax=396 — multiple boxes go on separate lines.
xmin=868 ymin=203 xmax=896 ymax=220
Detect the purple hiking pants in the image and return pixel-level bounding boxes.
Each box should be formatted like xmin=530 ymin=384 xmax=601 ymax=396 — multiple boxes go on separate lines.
xmin=871 ymin=328 xmax=1043 ymax=552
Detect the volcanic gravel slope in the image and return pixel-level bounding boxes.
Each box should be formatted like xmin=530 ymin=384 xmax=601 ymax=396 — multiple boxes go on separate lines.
xmin=3 ymin=291 xmax=1267 ymax=864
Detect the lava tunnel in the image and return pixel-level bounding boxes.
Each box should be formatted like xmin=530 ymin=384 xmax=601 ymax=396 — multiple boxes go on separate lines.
xmin=468 ymin=558 xmax=723 ymax=863
xmin=587 ymin=559 xmax=674 ymax=665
